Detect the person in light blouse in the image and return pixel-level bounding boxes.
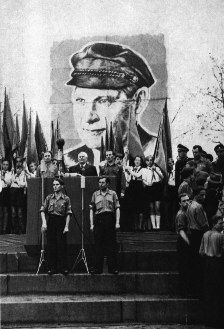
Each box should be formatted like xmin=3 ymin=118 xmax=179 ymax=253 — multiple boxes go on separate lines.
xmin=0 ymin=159 xmax=12 ymax=234
xmin=10 ymin=164 xmax=27 ymax=234
xmin=127 ymin=155 xmax=164 ymax=230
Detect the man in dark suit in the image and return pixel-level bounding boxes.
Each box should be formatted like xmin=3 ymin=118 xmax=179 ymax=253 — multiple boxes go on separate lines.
xmin=175 ymin=144 xmax=190 ymax=188
xmin=69 ymin=152 xmax=97 ymax=176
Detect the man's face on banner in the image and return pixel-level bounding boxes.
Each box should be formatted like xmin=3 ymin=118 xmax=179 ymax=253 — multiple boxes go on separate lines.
xmin=72 ymin=87 xmax=132 ymax=149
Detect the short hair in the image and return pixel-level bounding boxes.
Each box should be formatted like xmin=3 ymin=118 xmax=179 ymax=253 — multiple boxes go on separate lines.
xmin=98 ymin=176 xmax=110 ymax=184
xmin=186 ymin=160 xmax=195 ymax=168
xmin=134 ymin=155 xmax=143 ymax=164
xmin=2 ymin=159 xmax=9 ymax=165
xmin=206 ymin=154 xmax=213 ymax=162
xmin=28 ymin=161 xmax=37 ymax=167
xmin=115 ymin=153 xmax=123 ymax=159
xmin=53 ymin=178 xmax=64 ymax=186
xmin=44 ymin=150 xmax=53 ymax=157
xmin=78 ymin=152 xmax=88 ymax=158
xmin=192 ymin=145 xmax=202 ymax=152
xmin=178 ymin=193 xmax=189 ymax=203
xmin=211 ymin=214 xmax=223 ymax=226
xmin=105 ymin=150 xmax=114 ymax=155
xmin=145 ymin=155 xmax=154 ymax=162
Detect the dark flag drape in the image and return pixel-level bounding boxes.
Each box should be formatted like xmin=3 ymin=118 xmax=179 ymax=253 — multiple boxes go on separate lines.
xmin=35 ymin=113 xmax=47 ymax=161
xmin=0 ymin=103 xmax=5 ymax=160
xmin=12 ymin=114 xmax=20 ymax=159
xmin=26 ymin=109 xmax=38 ymax=165
xmin=113 ymin=101 xmax=144 ymax=165
xmin=20 ymin=98 xmax=28 ymax=158
xmin=50 ymin=121 xmax=56 ymax=158
xmin=3 ymin=90 xmax=15 ymax=161
xmin=154 ymin=99 xmax=172 ymax=175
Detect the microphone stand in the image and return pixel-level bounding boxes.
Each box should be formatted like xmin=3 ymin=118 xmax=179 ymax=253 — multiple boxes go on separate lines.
xmin=36 ymin=161 xmax=46 ymax=275
xmin=71 ymin=175 xmax=89 ymax=273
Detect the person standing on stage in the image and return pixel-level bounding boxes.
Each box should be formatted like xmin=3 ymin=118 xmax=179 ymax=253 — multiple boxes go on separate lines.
xmin=175 ymin=144 xmax=190 ymax=188
xmin=10 ymin=164 xmax=27 ymax=234
xmin=36 ymin=151 xmax=58 ymax=178
xmin=187 ymin=187 xmax=209 ymax=297
xmin=69 ymin=151 xmax=97 ymax=176
xmin=90 ymin=176 xmax=120 ymax=274
xmin=175 ymin=193 xmax=190 ymax=297
xmin=0 ymin=160 xmax=12 ymax=234
xmin=99 ymin=150 xmax=126 ymax=198
xmin=40 ymin=178 xmax=72 ymax=275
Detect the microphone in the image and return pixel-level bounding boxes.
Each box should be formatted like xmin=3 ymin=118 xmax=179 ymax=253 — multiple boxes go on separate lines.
xmin=56 ymin=139 xmax=65 ymax=161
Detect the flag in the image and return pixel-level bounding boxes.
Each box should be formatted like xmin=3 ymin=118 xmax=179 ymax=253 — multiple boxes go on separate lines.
xmin=50 ymin=121 xmax=56 ymax=157
xmin=109 ymin=122 xmax=115 ymax=151
xmin=12 ymin=114 xmax=20 ymax=157
xmin=3 ymin=89 xmax=15 ymax=160
xmin=154 ymin=99 xmax=172 ymax=175
xmin=0 ymin=103 xmax=5 ymax=160
xmin=19 ymin=98 xmax=28 ymax=157
xmin=100 ymin=136 xmax=105 ymax=162
xmin=54 ymin=117 xmax=62 ymax=157
xmin=113 ymin=100 xmax=144 ymax=164
xmin=35 ymin=113 xmax=47 ymax=161
xmin=26 ymin=109 xmax=38 ymax=165
xmin=105 ymin=118 xmax=109 ymax=150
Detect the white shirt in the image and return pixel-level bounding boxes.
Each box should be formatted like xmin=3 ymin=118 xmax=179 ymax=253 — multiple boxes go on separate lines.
xmin=11 ymin=171 xmax=27 ymax=188
xmin=0 ymin=171 xmax=12 ymax=188
xmin=141 ymin=166 xmax=163 ymax=186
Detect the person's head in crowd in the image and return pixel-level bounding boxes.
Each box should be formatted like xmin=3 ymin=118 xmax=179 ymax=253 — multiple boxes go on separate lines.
xmin=181 ymin=167 xmax=194 ymax=181
xmin=67 ymin=42 xmax=155 ymax=151
xmin=78 ymin=152 xmax=88 ymax=165
xmin=211 ymin=215 xmax=224 ymax=231
xmin=16 ymin=157 xmax=23 ymax=166
xmin=115 ymin=153 xmax=123 ymax=166
xmin=193 ymin=187 xmax=206 ymax=204
xmin=214 ymin=143 xmax=224 ymax=160
xmin=52 ymin=159 xmax=58 ymax=167
xmin=28 ymin=162 xmax=37 ymax=174
xmin=43 ymin=151 xmax=53 ymax=164
xmin=206 ymin=153 xmax=213 ymax=163
xmin=177 ymin=144 xmax=189 ymax=160
xmin=200 ymin=150 xmax=207 ymax=161
xmin=179 ymin=193 xmax=189 ymax=210
xmin=192 ymin=145 xmax=202 ymax=161
xmin=145 ymin=155 xmax=154 ymax=168
xmin=194 ymin=171 xmax=209 ymax=188
xmin=15 ymin=164 xmax=23 ymax=176
xmin=168 ymin=158 xmax=174 ymax=172
xmin=134 ymin=155 xmax=143 ymax=168
xmin=105 ymin=150 xmax=115 ymax=164
xmin=98 ymin=176 xmax=110 ymax=191
xmin=206 ymin=172 xmax=222 ymax=189
xmin=185 ymin=160 xmax=195 ymax=169
xmin=53 ymin=178 xmax=64 ymax=193
xmin=2 ymin=159 xmax=10 ymax=172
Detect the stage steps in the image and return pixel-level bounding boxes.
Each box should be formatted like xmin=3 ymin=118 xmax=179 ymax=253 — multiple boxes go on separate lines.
xmin=0 ymin=232 xmax=204 ymax=326
xmin=1 ymin=293 xmax=201 ymax=325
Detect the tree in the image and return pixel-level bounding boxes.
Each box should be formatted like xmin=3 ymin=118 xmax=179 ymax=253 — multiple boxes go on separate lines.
xmin=197 ymin=55 xmax=224 ymax=142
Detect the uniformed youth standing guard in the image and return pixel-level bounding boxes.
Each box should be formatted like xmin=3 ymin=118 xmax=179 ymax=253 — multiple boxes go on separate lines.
xmin=40 ymin=178 xmax=72 ymax=275
xmin=90 ymin=176 xmax=120 ymax=274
